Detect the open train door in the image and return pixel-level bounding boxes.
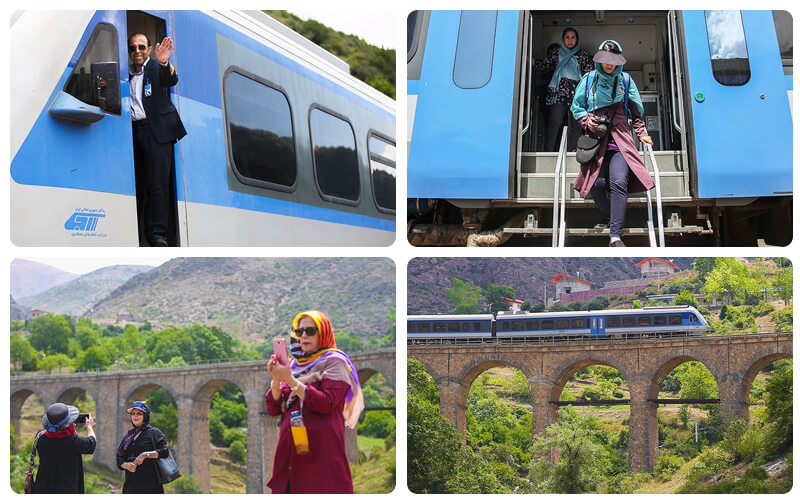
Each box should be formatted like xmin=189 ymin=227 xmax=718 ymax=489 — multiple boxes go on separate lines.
xmin=408 ymin=10 xmax=523 ymax=200
xmin=679 ymin=10 xmax=792 ymax=200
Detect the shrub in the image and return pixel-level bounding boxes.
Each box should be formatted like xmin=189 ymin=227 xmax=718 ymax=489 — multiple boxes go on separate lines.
xmin=655 ymin=454 xmax=684 ymax=481
xmin=229 ymin=440 xmax=247 ymax=465
xmin=687 ymin=447 xmax=733 ymax=482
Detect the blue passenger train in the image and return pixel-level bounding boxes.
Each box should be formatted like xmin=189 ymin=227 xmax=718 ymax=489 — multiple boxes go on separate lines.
xmin=11 ymin=10 xmax=396 ymax=246
xmin=407 ymin=306 xmax=710 ymax=342
xmin=407 ymin=10 xmax=792 ymax=246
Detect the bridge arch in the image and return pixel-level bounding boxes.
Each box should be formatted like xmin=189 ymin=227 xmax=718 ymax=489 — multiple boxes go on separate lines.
xmin=739 ymin=349 xmax=793 ymax=419
xmin=10 ymin=387 xmax=46 ymax=438
xmin=549 ymin=354 xmax=633 ymax=402
xmin=647 ymin=353 xmax=722 ymax=400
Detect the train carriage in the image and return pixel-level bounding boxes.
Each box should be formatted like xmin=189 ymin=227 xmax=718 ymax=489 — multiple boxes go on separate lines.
xmin=11 ymin=10 xmax=396 ymax=246
xmin=407 ymin=10 xmax=791 ymax=246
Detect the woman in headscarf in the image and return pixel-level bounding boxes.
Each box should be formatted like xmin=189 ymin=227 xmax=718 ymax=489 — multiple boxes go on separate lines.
xmin=265 ymin=311 xmax=364 ymax=494
xmin=32 ymin=403 xmax=96 ymax=493
xmin=534 ymin=27 xmax=593 ymax=151
xmin=571 ymin=40 xmax=655 ymax=247
xmin=116 ymin=401 xmax=171 ymax=493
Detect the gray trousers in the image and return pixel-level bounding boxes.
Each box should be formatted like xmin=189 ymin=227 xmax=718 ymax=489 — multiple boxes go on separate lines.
xmin=589 ymin=150 xmax=630 ymax=238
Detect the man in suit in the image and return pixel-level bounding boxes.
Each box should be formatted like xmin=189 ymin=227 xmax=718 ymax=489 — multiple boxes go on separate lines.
xmin=128 ymin=32 xmax=187 ymax=247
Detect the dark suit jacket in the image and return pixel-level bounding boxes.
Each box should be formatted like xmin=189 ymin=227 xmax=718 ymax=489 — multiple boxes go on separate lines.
xmin=139 ymin=58 xmax=187 ymax=144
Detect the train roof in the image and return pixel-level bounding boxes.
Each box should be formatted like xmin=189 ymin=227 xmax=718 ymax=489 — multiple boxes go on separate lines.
xmin=408 ymin=314 xmax=494 ymax=321
xmin=497 ymin=306 xmax=701 ymax=318
xmin=214 ymin=11 xmax=395 ymax=113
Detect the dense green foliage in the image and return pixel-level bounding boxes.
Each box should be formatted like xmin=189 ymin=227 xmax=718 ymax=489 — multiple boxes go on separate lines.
xmin=264 ymin=11 xmax=395 ymax=98
xmin=446 ymin=278 xmax=482 ymax=314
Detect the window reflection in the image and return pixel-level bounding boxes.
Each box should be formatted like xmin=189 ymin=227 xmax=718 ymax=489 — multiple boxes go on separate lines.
xmin=310 ymin=108 xmax=359 ymax=203
xmin=368 ymin=135 xmax=396 ymax=212
xmin=705 ymin=10 xmax=751 ymax=86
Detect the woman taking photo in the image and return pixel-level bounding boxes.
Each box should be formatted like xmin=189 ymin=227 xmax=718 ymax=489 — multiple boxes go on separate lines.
xmin=31 ymin=403 xmax=96 ymax=493
xmin=534 ymin=27 xmax=593 ymax=151
xmin=266 ymin=310 xmax=364 ymax=494
xmin=571 ymin=40 xmax=654 ymax=247
xmin=116 ymin=401 xmax=170 ymax=494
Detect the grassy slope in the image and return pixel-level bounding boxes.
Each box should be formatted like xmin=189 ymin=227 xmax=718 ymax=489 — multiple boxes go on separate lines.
xmin=352 ymin=435 xmax=395 ymax=493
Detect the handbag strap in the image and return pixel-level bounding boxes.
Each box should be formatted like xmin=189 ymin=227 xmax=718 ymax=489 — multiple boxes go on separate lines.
xmin=26 ymin=431 xmax=43 ymax=480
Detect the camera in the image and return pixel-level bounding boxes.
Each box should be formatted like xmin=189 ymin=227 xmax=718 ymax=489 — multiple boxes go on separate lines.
xmin=75 ymin=413 xmax=91 ymax=424
xmin=594 ymin=115 xmax=612 ymax=138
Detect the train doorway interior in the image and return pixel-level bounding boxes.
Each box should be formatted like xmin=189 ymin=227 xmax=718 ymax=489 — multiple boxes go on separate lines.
xmin=126 ymin=10 xmax=180 ymax=247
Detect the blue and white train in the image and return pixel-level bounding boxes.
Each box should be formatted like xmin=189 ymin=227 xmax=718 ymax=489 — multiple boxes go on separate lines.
xmin=407 ymin=10 xmax=792 ymax=246
xmin=11 ymin=10 xmax=395 ymax=246
xmin=407 ymin=306 xmax=710 ymax=342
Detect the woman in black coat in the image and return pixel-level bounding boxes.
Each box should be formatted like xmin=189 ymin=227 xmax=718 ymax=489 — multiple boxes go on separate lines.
xmin=33 ymin=403 xmax=96 ymax=493
xmin=116 ymin=401 xmax=170 ymax=494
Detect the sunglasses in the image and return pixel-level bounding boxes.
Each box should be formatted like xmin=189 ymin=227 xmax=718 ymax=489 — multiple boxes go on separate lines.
xmin=129 ymin=44 xmax=148 ymax=53
xmin=293 ymin=326 xmax=318 ymax=337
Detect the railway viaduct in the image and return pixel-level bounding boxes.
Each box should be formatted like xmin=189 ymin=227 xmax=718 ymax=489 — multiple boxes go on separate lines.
xmin=10 ymin=348 xmax=395 ymax=493
xmin=409 ymin=334 xmax=791 ymax=472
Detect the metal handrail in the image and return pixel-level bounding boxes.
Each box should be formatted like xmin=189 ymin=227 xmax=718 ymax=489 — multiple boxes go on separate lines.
xmin=558 ymin=126 xmax=568 ymax=247
xmin=644 ymin=143 xmax=666 ymax=246
xmin=520 ymin=13 xmax=533 ymax=136
xmin=667 ymin=11 xmax=684 ymax=134
xmin=550 ymin=129 xmax=566 ymax=246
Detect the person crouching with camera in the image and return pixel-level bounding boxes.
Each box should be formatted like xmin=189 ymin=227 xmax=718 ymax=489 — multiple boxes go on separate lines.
xmin=570 ymin=40 xmax=654 ymax=247
xmin=116 ymin=401 xmax=170 ymax=494
xmin=30 ymin=403 xmax=96 ymax=493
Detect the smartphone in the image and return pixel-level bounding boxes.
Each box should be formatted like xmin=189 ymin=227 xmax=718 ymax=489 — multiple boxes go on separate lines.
xmin=75 ymin=413 xmax=90 ymax=424
xmin=273 ymin=338 xmax=289 ymax=365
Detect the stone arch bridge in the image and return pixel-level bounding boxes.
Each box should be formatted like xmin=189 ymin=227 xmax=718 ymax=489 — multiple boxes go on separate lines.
xmin=10 ymin=348 xmax=395 ymax=493
xmin=409 ymin=334 xmax=791 ymax=472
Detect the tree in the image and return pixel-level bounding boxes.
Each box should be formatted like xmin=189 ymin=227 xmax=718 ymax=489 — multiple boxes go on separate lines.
xmin=10 ymin=333 xmax=36 ymax=371
xmin=446 ymin=278 xmax=482 ymax=314
xmin=674 ymin=289 xmax=698 ymax=308
xmin=773 ymin=267 xmax=792 ymax=305
xmin=485 ymin=284 xmax=516 ymax=313
xmin=229 ymin=440 xmax=247 ymax=465
xmin=529 ymin=407 xmax=611 ymax=493
xmin=705 ymin=257 xmax=756 ymax=305
xmin=39 ymin=353 xmax=71 ymax=374
xmin=678 ymin=405 xmax=691 ymax=429
xmin=676 ymin=362 xmax=719 ymax=400
xmin=75 ymin=324 xmax=101 ymax=351
xmin=586 ymin=295 xmax=610 ymax=310
xmin=74 ymin=346 xmax=111 ymax=371
xmin=694 ymin=258 xmax=716 ymax=279
xmin=27 ymin=315 xmax=71 ymax=354
xmin=407 ymin=389 xmax=462 ymax=492
xmin=764 ymin=362 xmax=792 ymax=453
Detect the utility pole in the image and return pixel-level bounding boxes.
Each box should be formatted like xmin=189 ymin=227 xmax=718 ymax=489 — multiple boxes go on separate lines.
xmin=695 ymin=421 xmax=698 ymax=443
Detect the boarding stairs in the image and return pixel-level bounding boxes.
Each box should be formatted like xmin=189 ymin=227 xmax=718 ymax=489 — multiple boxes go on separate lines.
xmin=506 ymin=126 xmax=704 ymax=246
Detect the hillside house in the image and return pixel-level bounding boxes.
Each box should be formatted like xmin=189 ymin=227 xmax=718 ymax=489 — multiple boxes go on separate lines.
xmin=551 ymin=273 xmax=595 ymax=303
xmin=636 ymin=258 xmax=680 ymax=279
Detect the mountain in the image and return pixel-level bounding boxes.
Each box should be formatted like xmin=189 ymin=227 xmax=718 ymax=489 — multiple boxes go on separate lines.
xmin=17 ymin=265 xmax=154 ymax=317
xmin=10 ymin=260 xmax=77 ymax=300
xmin=10 ymin=295 xmax=30 ymax=321
xmin=408 ymin=257 xmax=695 ymax=314
xmin=90 ymin=258 xmax=395 ymax=343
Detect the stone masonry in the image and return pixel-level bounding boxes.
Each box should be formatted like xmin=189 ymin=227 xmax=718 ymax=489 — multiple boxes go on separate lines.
xmin=10 ymin=348 xmax=395 ymax=493
xmin=409 ymin=334 xmax=791 ymax=472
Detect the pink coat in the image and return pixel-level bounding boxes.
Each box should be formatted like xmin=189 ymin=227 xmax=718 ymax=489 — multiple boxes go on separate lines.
xmin=572 ymin=101 xmax=655 ymax=197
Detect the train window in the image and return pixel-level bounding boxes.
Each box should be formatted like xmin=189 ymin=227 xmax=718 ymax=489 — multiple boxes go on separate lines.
xmin=622 ymin=317 xmax=635 ymax=327
xmin=418 ymin=323 xmax=430 ymax=333
xmin=607 ymin=317 xmax=620 ymax=327
xmin=689 ymin=315 xmax=697 ymax=323
xmin=556 ymin=319 xmax=569 ymax=329
xmin=462 ymin=322 xmax=470 ymax=331
xmin=448 ymin=322 xmax=460 ymax=332
xmin=512 ymin=321 xmax=524 ymax=331
xmin=407 ymin=11 xmax=422 ymax=62
xmin=669 ymin=315 xmax=683 ymax=325
xmin=501 ymin=322 xmax=510 ymax=331
xmin=572 ymin=318 xmax=586 ymax=328
xmin=474 ymin=322 xmax=482 ymax=331
xmin=368 ymin=134 xmax=396 ymax=213
xmin=653 ymin=316 xmax=667 ymax=326
xmin=541 ymin=320 xmax=554 ymax=329
xmin=433 ymin=322 xmax=446 ymax=332
xmin=64 ymin=23 xmax=120 ymax=115
xmin=771 ymin=11 xmax=792 ymax=75
xmin=705 ymin=11 xmax=751 ymax=86
xmin=224 ymin=71 xmax=297 ymax=190
xmin=526 ymin=320 xmax=538 ymax=330
xmin=407 ymin=322 xmax=416 ymax=332
xmin=309 ymin=107 xmax=360 ymax=204
xmin=638 ymin=316 xmax=651 ymax=326
xmin=453 ymin=11 xmax=497 ymax=89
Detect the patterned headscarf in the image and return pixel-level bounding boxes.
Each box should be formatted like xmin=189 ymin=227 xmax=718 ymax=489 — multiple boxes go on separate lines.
xmin=285 ymin=311 xmax=364 ymax=428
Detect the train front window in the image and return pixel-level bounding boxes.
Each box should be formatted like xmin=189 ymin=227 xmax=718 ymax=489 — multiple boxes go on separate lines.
xmin=64 ymin=23 xmax=120 ymax=115
xmin=772 ymin=11 xmax=793 ymax=75
xmin=310 ymin=107 xmax=360 ymax=204
xmin=368 ymin=134 xmax=396 ymax=213
xmin=224 ymin=71 xmax=297 ymax=190
xmin=453 ymin=11 xmax=497 ymax=89
xmin=705 ymin=10 xmax=751 ymax=86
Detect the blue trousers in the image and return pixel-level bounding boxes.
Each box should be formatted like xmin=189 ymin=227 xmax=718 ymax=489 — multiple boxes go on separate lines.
xmin=589 ymin=150 xmax=630 ymax=238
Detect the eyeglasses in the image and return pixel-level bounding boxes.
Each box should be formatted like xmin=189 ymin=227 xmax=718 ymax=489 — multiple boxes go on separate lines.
xmin=129 ymin=44 xmax=148 ymax=53
xmin=293 ymin=326 xmax=318 ymax=337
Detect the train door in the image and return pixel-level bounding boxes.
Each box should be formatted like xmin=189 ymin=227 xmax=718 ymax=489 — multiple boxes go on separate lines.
xmin=11 ymin=11 xmax=138 ymax=246
xmin=680 ymin=10 xmax=792 ymax=199
xmin=126 ymin=10 xmax=182 ymax=246
xmin=590 ymin=316 xmax=605 ymax=337
xmin=407 ymin=11 xmax=523 ymax=200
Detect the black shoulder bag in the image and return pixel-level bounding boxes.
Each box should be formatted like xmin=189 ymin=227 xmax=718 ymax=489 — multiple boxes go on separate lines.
xmin=150 ymin=429 xmax=180 ymax=484
xmin=24 ymin=431 xmax=43 ymax=494
xmin=576 ymin=76 xmax=619 ymax=164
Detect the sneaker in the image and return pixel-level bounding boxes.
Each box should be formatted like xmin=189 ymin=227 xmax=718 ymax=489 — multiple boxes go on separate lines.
xmin=609 ymin=239 xmax=625 ymax=247
xmin=593 ymin=223 xmax=609 ymax=230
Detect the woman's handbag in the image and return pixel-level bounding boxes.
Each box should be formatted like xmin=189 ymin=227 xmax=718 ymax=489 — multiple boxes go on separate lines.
xmin=576 ymin=134 xmax=601 ymax=164
xmin=155 ymin=450 xmax=181 ymax=484
xmin=24 ymin=431 xmax=42 ymax=494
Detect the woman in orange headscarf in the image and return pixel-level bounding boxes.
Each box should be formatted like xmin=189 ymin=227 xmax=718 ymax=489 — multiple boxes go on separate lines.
xmin=265 ymin=311 xmax=364 ymax=493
